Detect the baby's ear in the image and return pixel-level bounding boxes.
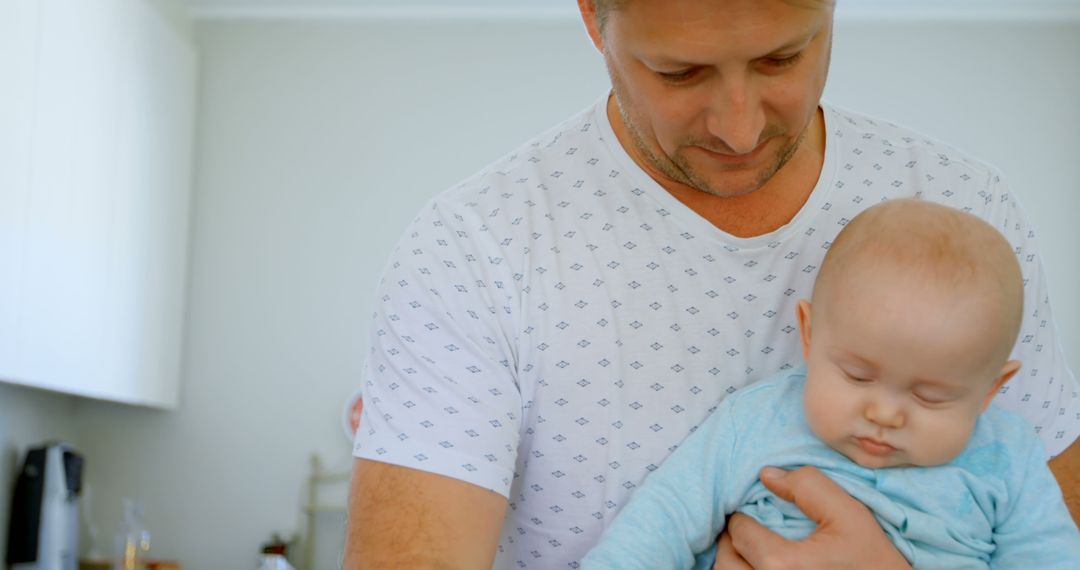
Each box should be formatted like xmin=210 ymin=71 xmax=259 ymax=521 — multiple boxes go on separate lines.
xmin=796 ymin=299 xmax=812 ymax=360
xmin=982 ymin=360 xmax=1022 ymax=411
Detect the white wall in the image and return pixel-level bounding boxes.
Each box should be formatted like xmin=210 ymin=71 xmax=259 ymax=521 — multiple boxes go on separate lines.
xmin=61 ymin=15 xmax=1079 ymax=570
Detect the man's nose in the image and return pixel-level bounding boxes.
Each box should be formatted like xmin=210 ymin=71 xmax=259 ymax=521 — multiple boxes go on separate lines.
xmin=865 ymin=398 xmax=905 ymax=429
xmin=703 ymin=74 xmax=766 ymax=155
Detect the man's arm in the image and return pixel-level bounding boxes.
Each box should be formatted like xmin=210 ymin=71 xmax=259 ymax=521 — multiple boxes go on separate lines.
xmin=343 ymin=458 xmax=508 ymax=569
xmin=1049 ymin=437 xmax=1080 ymax=526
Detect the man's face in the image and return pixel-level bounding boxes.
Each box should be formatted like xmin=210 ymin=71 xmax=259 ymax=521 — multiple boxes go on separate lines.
xmin=797 ymin=267 xmax=1013 ymax=469
xmin=593 ymin=0 xmax=833 ymax=198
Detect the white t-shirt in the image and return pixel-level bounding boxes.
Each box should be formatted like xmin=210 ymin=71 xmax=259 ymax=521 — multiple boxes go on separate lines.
xmin=354 ymin=95 xmax=1080 ymax=569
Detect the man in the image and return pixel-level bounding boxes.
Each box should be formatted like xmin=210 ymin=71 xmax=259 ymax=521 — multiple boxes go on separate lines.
xmin=345 ymin=1 xmax=1080 ymax=568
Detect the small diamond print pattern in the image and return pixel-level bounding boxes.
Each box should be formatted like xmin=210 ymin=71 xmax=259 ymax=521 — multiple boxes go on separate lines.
xmin=354 ymin=97 xmax=1080 ymax=569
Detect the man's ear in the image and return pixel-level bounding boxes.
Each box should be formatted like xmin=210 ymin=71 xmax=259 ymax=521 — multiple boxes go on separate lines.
xmin=982 ymin=360 xmax=1022 ymax=411
xmin=796 ymin=299 xmax=813 ymax=360
xmin=578 ymin=0 xmax=604 ymax=51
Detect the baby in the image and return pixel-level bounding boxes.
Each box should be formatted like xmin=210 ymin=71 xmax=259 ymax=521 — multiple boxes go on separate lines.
xmin=582 ymin=199 xmax=1080 ymax=569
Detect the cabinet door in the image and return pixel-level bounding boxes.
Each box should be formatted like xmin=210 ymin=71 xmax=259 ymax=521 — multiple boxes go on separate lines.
xmin=0 ymin=0 xmax=40 ymax=381
xmin=105 ymin=0 xmax=197 ymax=407
xmin=17 ymin=0 xmax=124 ymax=397
xmin=4 ymin=0 xmax=194 ymax=407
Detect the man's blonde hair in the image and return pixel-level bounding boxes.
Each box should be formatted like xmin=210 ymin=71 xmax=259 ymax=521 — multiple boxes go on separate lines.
xmin=591 ymin=0 xmax=835 ymax=32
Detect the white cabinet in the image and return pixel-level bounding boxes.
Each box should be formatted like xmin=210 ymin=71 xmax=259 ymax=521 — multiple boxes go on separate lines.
xmin=0 ymin=0 xmax=40 ymax=379
xmin=0 ymin=0 xmax=196 ymax=408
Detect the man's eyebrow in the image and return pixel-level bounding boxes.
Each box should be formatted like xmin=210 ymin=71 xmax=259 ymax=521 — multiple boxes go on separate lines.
xmin=769 ymin=28 xmax=820 ymax=54
xmin=644 ymin=28 xmax=821 ymax=66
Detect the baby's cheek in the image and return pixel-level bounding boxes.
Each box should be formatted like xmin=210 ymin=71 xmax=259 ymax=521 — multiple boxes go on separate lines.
xmin=915 ymin=416 xmax=975 ymax=466
xmin=803 ymin=386 xmax=837 ymax=442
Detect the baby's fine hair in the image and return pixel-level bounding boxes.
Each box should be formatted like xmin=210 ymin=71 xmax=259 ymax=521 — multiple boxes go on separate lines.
xmin=815 ymin=199 xmax=1023 ymax=361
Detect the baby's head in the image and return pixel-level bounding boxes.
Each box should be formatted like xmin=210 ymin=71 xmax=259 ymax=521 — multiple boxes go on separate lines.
xmin=797 ymin=199 xmax=1023 ymax=468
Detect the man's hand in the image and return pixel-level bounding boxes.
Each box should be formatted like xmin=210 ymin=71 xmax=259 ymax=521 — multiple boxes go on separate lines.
xmin=713 ymin=528 xmax=753 ymax=570
xmin=716 ymin=466 xmax=911 ymax=570
xmin=343 ymin=459 xmax=507 ymax=569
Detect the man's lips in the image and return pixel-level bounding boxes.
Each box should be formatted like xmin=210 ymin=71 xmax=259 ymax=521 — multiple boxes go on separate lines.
xmin=696 ymin=139 xmax=770 ymax=164
xmin=855 ymin=436 xmax=897 ymax=457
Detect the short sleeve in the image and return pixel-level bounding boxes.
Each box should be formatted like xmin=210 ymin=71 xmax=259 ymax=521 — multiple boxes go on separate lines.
xmin=353 ymin=197 xmax=523 ymax=497
xmin=985 ymin=173 xmax=1080 ymax=457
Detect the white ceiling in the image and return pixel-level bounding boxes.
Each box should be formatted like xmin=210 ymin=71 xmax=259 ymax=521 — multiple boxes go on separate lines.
xmin=182 ymin=0 xmax=578 ymax=19
xmin=180 ymin=0 xmax=1080 ymax=21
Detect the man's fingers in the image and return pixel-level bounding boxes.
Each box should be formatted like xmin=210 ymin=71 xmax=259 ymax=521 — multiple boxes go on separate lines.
xmin=728 ymin=512 xmax=793 ymax=567
xmin=712 ymin=529 xmax=753 ymax=570
xmin=728 ymin=470 xmax=909 ymax=570
xmin=758 ymin=465 xmax=865 ymax=525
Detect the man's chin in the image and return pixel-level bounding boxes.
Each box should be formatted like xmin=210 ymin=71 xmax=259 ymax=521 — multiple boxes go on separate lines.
xmin=670 ymin=151 xmax=790 ymax=198
xmin=677 ymin=168 xmax=776 ymax=199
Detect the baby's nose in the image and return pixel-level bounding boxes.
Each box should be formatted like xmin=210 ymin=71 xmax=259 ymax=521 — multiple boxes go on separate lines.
xmin=865 ymin=400 xmax=905 ymax=428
